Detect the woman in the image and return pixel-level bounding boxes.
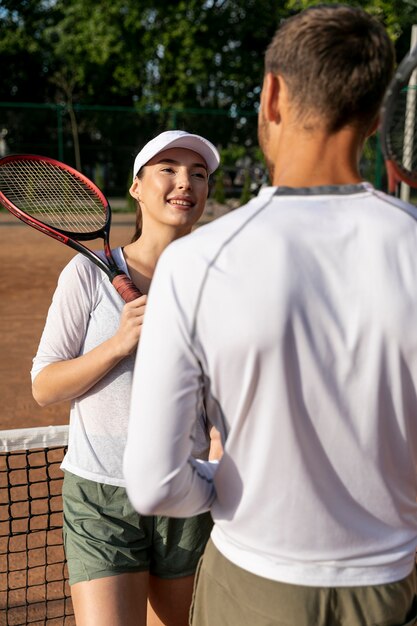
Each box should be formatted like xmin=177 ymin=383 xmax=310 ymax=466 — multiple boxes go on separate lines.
xmin=31 ymin=130 xmax=221 ymax=626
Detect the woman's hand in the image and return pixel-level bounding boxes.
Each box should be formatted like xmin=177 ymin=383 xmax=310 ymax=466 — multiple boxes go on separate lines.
xmin=112 ymin=294 xmax=148 ymax=358
xmin=32 ymin=294 xmax=147 ymax=406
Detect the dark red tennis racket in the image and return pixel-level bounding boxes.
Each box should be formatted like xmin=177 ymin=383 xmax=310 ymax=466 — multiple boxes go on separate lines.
xmin=0 ymin=154 xmax=142 ymax=302
xmin=380 ymin=44 xmax=417 ymax=196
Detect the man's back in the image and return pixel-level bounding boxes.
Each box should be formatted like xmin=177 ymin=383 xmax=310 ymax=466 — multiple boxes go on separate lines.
xmin=124 ymin=5 xmax=417 ymax=623
xmin=127 ymin=183 xmax=417 ymax=587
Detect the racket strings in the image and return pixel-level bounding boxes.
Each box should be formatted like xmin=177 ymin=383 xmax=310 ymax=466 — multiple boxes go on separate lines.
xmin=388 ymin=85 xmax=417 ymax=177
xmin=0 ymin=160 xmax=107 ymax=233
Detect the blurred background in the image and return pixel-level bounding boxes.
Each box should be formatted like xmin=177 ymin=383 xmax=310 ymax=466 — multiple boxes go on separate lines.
xmin=0 ymin=6 xmax=416 ymax=622
xmin=1 ymin=0 xmax=416 ymax=209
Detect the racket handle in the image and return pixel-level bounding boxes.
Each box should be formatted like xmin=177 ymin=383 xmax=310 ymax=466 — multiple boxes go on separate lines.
xmin=112 ymin=274 xmax=143 ymax=302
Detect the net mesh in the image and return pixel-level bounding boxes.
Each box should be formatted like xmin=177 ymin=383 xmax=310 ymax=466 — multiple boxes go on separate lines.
xmin=0 ymin=159 xmax=107 ymax=233
xmin=0 ymin=426 xmax=74 ymax=625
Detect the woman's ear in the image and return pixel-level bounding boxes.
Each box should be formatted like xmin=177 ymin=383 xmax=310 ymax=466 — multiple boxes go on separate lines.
xmin=129 ymin=178 xmax=141 ymax=200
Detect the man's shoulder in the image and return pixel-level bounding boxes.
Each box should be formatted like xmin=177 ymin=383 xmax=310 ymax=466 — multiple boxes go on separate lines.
xmin=171 ymin=188 xmax=278 ymax=254
xmin=370 ymin=187 xmax=417 ymax=221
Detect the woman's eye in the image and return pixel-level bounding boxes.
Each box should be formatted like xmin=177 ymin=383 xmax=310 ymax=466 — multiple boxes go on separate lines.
xmin=193 ymin=172 xmax=207 ymax=180
xmin=162 ymin=167 xmax=175 ymax=173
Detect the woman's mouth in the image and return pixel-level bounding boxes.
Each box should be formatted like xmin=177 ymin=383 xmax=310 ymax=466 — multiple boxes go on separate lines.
xmin=168 ymin=197 xmax=194 ymax=209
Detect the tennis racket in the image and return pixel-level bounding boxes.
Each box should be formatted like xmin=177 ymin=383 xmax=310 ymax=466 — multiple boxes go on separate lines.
xmin=0 ymin=154 xmax=142 ymax=302
xmin=380 ymin=44 xmax=417 ymax=196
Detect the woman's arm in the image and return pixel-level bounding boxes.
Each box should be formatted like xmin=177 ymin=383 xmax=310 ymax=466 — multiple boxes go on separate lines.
xmin=33 ymin=295 xmax=147 ymax=406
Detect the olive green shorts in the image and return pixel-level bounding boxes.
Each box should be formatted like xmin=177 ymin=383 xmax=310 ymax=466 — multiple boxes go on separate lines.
xmin=62 ymin=471 xmax=213 ymax=586
xmin=190 ymin=539 xmax=417 ymax=626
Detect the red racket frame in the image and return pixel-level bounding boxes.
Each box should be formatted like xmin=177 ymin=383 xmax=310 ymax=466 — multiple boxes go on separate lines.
xmin=0 ymin=154 xmax=142 ymax=302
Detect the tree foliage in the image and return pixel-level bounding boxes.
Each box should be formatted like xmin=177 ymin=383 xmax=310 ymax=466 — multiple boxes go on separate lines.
xmin=0 ymin=0 xmax=414 ymax=190
xmin=1 ymin=0 xmax=414 ymax=111
xmin=287 ymin=0 xmax=416 ymax=57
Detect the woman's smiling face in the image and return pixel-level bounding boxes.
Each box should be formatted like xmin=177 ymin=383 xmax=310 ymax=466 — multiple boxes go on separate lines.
xmin=130 ymin=147 xmax=209 ymax=235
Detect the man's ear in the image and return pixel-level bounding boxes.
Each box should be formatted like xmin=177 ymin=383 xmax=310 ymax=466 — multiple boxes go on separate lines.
xmin=261 ymin=72 xmax=281 ymax=124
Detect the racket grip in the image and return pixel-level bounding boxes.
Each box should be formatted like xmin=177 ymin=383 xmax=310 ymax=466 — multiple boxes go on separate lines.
xmin=112 ymin=274 xmax=143 ymax=303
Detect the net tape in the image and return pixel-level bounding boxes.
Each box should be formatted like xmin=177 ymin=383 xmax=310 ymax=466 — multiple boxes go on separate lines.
xmin=0 ymin=425 xmax=74 ymax=625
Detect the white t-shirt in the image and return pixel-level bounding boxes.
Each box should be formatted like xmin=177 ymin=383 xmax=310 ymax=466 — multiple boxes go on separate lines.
xmin=31 ymin=247 xmax=210 ymax=486
xmin=124 ymin=183 xmax=417 ymax=586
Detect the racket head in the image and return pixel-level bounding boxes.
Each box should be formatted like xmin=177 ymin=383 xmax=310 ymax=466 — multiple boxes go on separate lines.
xmin=380 ymin=46 xmax=417 ymax=193
xmin=0 ymin=154 xmax=111 ymax=239
xmin=0 ymin=153 xmax=143 ymax=303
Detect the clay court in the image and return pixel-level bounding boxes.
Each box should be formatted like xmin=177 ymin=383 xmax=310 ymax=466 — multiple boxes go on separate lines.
xmin=0 ymin=199 xmax=229 ymax=432
xmin=0 ymin=204 xmax=227 ymax=625
xmin=0 ymin=206 xmax=228 ymax=621
xmin=0 ymin=212 xmax=137 ymax=625
xmin=0 ymin=211 xmax=138 ymax=432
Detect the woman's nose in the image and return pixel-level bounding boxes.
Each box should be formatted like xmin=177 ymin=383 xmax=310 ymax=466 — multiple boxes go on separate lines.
xmin=176 ymin=170 xmax=192 ymax=189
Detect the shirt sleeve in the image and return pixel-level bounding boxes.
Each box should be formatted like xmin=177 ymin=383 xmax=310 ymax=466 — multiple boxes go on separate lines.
xmin=31 ymin=255 xmax=99 ymax=381
xmin=124 ymin=244 xmax=218 ymax=516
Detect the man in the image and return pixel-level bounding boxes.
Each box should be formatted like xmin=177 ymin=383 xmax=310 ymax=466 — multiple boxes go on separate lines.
xmin=124 ymin=5 xmax=417 ymax=625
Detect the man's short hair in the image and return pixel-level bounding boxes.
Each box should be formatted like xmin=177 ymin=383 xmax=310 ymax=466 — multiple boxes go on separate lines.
xmin=265 ymin=4 xmax=395 ymax=133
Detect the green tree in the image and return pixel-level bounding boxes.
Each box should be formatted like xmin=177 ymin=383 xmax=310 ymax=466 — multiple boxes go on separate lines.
xmin=1 ymin=0 xmax=413 ymax=183
xmin=2 ymin=0 xmax=415 ymax=110
xmin=286 ymin=0 xmax=416 ymax=54
xmin=213 ymin=169 xmax=226 ymax=204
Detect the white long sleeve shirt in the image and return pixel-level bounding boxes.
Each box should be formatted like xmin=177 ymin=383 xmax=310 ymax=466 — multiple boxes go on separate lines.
xmin=124 ymin=184 xmax=417 ymax=587
xmin=31 ymin=248 xmax=210 ymax=486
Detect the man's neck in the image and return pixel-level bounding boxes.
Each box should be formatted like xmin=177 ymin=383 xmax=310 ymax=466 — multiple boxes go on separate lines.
xmin=270 ymin=125 xmax=365 ymax=188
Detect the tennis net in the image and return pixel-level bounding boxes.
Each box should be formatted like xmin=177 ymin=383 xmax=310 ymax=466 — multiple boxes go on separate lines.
xmin=0 ymin=425 xmax=74 ymax=625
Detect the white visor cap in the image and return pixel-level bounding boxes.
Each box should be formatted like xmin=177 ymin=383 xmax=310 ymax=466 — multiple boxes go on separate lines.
xmin=133 ymin=130 xmax=220 ymax=181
